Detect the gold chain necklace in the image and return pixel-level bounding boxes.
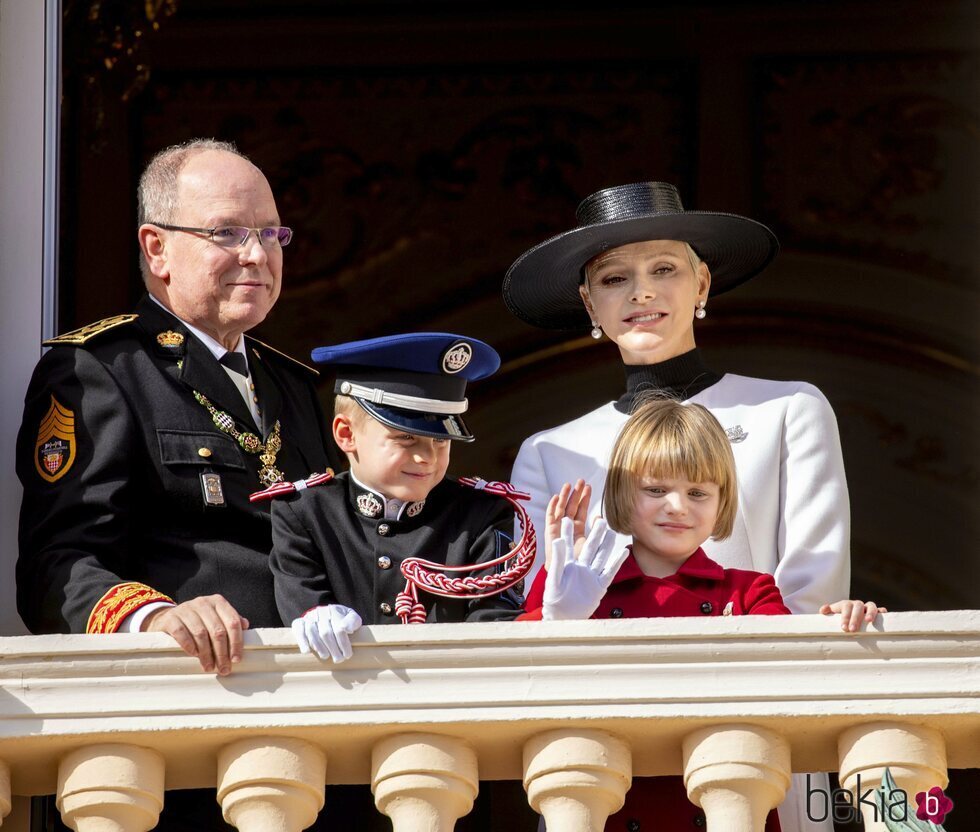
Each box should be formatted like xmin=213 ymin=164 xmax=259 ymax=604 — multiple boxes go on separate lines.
xmin=192 ymin=390 xmax=285 ymax=487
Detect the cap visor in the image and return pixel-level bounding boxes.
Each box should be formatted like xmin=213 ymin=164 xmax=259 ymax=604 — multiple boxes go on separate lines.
xmin=355 ymin=399 xmax=474 ymax=442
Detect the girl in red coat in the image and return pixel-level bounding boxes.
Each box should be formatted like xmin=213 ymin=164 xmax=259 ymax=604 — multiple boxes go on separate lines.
xmin=520 ymin=399 xmax=883 ymax=832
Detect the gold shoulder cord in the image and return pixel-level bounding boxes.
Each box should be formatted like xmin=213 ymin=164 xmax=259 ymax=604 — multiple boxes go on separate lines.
xmin=43 ymin=314 xmax=139 ymax=346
xmin=192 ymin=390 xmax=284 ymax=487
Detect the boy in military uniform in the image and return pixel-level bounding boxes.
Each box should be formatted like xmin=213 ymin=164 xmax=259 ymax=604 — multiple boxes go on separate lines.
xmin=266 ymin=332 xmax=526 ymax=662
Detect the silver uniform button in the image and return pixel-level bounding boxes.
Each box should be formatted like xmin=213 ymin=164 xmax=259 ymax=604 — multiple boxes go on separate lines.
xmin=377 ymin=555 xmax=392 ymax=570
xmin=377 ymin=523 xmax=391 ymax=536
xmin=379 ymin=602 xmax=393 ymax=615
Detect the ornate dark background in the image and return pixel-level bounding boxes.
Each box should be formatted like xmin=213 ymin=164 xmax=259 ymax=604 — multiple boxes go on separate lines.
xmin=61 ymin=5 xmax=977 ymax=608
xmin=56 ymin=0 xmax=980 ymax=825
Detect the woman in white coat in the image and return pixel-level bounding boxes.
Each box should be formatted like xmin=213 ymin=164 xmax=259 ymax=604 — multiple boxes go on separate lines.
xmin=504 ymin=181 xmax=848 ymax=832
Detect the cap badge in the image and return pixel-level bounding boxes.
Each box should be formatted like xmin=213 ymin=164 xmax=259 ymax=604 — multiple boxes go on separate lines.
xmin=441 ymin=342 xmax=472 ymax=374
xmin=157 ymin=330 xmax=185 ymax=349
xmin=357 ymin=492 xmax=383 ymax=518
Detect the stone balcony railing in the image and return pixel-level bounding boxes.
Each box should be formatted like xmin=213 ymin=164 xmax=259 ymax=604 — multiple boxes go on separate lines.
xmin=1 ymin=611 xmax=978 ymax=832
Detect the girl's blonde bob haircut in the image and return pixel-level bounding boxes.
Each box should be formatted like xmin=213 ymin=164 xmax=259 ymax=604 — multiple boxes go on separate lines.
xmin=604 ymin=398 xmax=738 ymax=540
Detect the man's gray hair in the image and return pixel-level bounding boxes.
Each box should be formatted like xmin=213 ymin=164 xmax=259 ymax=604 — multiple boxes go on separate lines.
xmin=137 ymin=138 xmax=251 ymax=281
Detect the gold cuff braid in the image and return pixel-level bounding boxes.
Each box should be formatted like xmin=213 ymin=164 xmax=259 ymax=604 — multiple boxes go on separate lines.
xmin=86 ymin=582 xmax=175 ymax=634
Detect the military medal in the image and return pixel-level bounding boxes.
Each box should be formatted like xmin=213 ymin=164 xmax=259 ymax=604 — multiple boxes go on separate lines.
xmin=201 ymin=472 xmax=226 ymax=507
xmin=192 ymin=390 xmax=285 ymax=486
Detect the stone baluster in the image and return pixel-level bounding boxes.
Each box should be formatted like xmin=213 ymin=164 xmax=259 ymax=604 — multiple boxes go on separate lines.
xmin=523 ymin=729 xmax=632 ymax=832
xmin=217 ymin=737 xmax=326 ymax=832
xmin=838 ymin=722 xmax=947 ymax=832
xmin=372 ymin=733 xmax=479 ymax=832
xmin=56 ymin=744 xmax=164 ymax=832
xmin=0 ymin=760 xmax=10 ymax=827
xmin=683 ymin=724 xmax=791 ymax=832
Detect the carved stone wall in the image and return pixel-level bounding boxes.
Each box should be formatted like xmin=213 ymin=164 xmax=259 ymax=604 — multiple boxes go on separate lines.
xmin=59 ymin=1 xmax=980 ymax=620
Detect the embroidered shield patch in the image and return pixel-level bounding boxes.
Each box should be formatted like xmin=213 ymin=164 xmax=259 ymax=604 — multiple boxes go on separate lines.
xmin=34 ymin=395 xmax=77 ymax=482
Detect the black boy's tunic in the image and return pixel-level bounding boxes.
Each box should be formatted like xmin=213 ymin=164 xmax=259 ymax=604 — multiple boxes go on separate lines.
xmin=271 ymin=470 xmax=524 ymax=625
xmin=269 ymin=470 xmax=527 ymax=831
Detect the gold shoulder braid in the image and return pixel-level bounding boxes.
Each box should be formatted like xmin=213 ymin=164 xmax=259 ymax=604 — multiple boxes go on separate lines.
xmin=192 ymin=390 xmax=285 ymax=487
xmin=44 ymin=314 xmax=139 ymax=346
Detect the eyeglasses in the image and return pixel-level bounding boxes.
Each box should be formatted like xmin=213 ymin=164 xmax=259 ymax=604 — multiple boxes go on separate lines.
xmin=152 ymin=223 xmax=293 ymax=248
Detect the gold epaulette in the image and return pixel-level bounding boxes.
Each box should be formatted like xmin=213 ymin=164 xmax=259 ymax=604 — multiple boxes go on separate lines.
xmin=86 ymin=581 xmax=174 ymax=634
xmin=247 ymin=336 xmax=319 ymax=376
xmin=44 ymin=314 xmax=139 ymax=346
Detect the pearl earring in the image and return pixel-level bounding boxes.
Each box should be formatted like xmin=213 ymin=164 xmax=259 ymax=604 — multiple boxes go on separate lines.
xmin=695 ymin=300 xmax=707 ymax=320
xmin=590 ymin=321 xmax=603 ymax=340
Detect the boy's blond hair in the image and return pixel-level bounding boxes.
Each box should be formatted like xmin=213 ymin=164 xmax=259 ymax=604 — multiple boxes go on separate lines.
xmin=604 ymin=398 xmax=737 ymax=540
xmin=333 ymin=393 xmax=367 ymax=426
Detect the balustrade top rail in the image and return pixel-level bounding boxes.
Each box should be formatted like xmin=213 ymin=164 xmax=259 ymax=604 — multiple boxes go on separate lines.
xmin=1 ymin=611 xmax=978 ymax=794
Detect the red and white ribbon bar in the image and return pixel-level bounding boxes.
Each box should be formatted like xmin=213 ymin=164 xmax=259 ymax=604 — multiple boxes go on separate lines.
xmin=249 ymin=469 xmax=334 ymax=503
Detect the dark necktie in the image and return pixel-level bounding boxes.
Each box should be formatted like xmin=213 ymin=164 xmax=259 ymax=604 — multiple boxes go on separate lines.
xmin=219 ymin=351 xmax=249 ymax=377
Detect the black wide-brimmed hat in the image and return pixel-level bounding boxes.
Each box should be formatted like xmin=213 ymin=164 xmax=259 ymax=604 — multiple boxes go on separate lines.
xmin=502 ymin=181 xmax=779 ymax=330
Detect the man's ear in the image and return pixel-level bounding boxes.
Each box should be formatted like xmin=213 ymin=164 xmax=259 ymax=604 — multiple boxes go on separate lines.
xmin=138 ymin=225 xmax=170 ymax=280
xmin=333 ymin=414 xmax=357 ymax=454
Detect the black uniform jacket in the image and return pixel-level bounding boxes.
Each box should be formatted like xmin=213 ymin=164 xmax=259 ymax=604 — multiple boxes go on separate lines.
xmin=16 ymin=295 xmax=334 ymax=633
xmin=271 ymin=471 xmax=524 ymax=625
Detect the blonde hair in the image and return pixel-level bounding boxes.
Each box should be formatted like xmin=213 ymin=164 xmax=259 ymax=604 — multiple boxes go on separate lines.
xmin=604 ymin=398 xmax=737 ymax=540
xmin=334 ymin=394 xmax=369 ymax=427
xmin=583 ymin=242 xmax=703 ymax=287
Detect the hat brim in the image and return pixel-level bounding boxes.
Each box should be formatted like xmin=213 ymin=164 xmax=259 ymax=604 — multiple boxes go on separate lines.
xmin=502 ymin=211 xmax=779 ymax=330
xmin=354 ymin=399 xmax=474 ymax=443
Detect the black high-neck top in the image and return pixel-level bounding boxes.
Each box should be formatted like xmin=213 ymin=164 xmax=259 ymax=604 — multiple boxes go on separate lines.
xmin=614 ymin=349 xmax=723 ymax=414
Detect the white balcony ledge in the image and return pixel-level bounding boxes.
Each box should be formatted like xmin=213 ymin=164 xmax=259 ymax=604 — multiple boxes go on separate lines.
xmin=2 ymin=610 xmax=977 ymax=801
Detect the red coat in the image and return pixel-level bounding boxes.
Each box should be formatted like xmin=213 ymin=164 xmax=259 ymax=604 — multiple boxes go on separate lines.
xmin=521 ymin=548 xmax=789 ymax=831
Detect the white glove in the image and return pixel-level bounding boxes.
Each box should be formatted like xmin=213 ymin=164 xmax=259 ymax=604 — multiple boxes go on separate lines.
xmin=292 ymin=604 xmax=362 ymax=662
xmin=542 ymin=517 xmax=629 ymax=621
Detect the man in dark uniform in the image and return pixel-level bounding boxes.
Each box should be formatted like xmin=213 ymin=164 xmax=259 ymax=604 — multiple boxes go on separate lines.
xmin=16 ymin=139 xmax=334 ymax=830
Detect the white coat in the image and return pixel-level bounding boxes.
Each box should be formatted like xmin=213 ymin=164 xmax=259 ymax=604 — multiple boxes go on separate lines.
xmin=511 ymin=373 xmax=850 ymax=614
